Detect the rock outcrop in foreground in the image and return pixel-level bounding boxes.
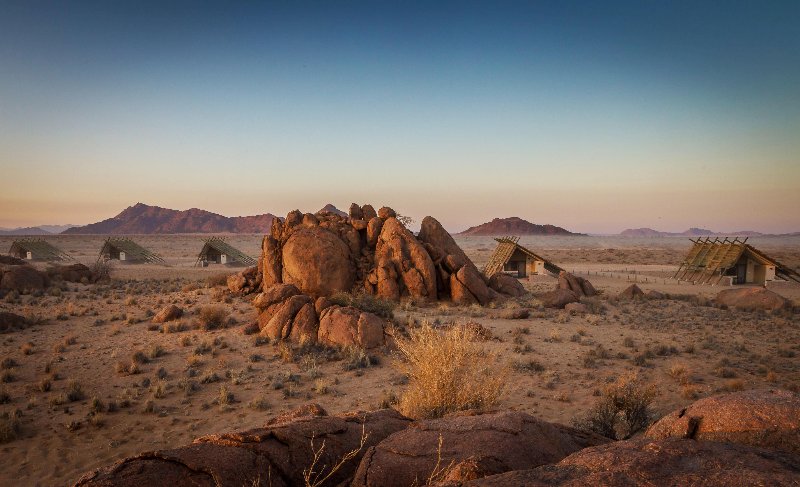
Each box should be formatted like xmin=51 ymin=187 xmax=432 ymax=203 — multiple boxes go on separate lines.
xmin=74 ymin=389 xmax=800 ymax=487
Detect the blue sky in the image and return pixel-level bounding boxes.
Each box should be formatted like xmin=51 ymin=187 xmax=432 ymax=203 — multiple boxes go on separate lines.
xmin=1 ymin=1 xmax=798 ymax=233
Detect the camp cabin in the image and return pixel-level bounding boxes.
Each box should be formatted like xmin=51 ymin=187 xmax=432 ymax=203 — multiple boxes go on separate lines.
xmin=98 ymin=238 xmax=166 ymax=265
xmin=195 ymin=237 xmax=256 ymax=267
xmin=674 ymin=237 xmax=800 ymax=286
xmin=8 ymin=239 xmax=71 ymax=262
xmin=483 ymin=236 xmax=563 ymax=278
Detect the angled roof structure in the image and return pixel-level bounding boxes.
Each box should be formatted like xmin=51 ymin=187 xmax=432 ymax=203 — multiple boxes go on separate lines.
xmin=195 ymin=237 xmax=256 ymax=267
xmin=8 ymin=238 xmax=72 ymax=261
xmin=98 ymin=237 xmax=166 ymax=265
xmin=483 ymin=236 xmax=563 ymax=278
xmin=674 ymin=237 xmax=800 ymax=284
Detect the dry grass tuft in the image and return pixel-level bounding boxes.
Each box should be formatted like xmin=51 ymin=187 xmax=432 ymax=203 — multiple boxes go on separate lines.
xmin=573 ymin=374 xmax=656 ymax=440
xmin=394 ymin=322 xmax=509 ymax=419
xmin=198 ymin=305 xmax=229 ymax=330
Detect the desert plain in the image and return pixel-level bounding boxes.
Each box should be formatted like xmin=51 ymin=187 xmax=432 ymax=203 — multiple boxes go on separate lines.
xmin=0 ymin=233 xmax=799 ymax=485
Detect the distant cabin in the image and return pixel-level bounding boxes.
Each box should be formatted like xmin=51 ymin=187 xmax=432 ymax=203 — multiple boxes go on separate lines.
xmin=483 ymin=236 xmax=563 ymax=278
xmin=195 ymin=237 xmax=256 ymax=267
xmin=674 ymin=237 xmax=800 ymax=286
xmin=98 ymin=238 xmax=166 ymax=265
xmin=8 ymin=238 xmax=71 ymax=262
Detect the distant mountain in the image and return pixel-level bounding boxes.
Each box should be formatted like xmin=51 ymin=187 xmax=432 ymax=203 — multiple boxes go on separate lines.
xmin=63 ymin=203 xmax=277 ymax=234
xmin=458 ymin=217 xmax=581 ymax=236
xmin=318 ymin=204 xmax=347 ymax=217
xmin=40 ymin=224 xmax=78 ymax=234
xmin=0 ymin=226 xmax=52 ymax=236
xmin=619 ymin=227 xmax=764 ymax=237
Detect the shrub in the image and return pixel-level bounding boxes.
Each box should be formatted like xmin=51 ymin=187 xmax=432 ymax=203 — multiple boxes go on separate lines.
xmin=394 ymin=322 xmax=508 ymax=419
xmin=198 ymin=305 xmax=229 ymax=330
xmin=573 ymin=374 xmax=656 ymax=440
xmin=329 ymin=292 xmax=395 ymax=319
xmin=0 ymin=411 xmax=21 ymax=443
xmin=206 ymin=273 xmax=230 ymax=287
xmin=89 ymin=260 xmax=114 ymax=281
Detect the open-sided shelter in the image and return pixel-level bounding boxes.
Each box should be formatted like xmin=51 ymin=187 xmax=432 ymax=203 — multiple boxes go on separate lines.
xmin=483 ymin=236 xmax=563 ymax=278
xmin=674 ymin=237 xmax=800 ymax=285
xmin=195 ymin=237 xmax=256 ymax=267
xmin=98 ymin=238 xmax=166 ymax=265
xmin=8 ymin=238 xmax=72 ymax=262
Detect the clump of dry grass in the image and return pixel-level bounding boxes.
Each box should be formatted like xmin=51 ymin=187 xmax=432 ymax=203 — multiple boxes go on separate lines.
xmin=394 ymin=322 xmax=509 ymax=419
xmin=573 ymin=374 xmax=656 ymax=440
xmin=198 ymin=305 xmax=229 ymax=330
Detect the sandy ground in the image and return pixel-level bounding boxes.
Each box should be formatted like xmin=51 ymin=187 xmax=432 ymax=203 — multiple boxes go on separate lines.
xmin=0 ymin=235 xmax=799 ymax=486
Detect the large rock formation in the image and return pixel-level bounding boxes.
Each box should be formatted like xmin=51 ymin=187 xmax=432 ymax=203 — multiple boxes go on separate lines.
xmin=417 ymin=216 xmax=494 ymax=304
xmin=351 ymin=411 xmax=609 ymax=487
xmin=75 ymin=405 xmax=411 ymax=487
xmin=455 ymin=437 xmax=800 ymax=486
xmin=645 ymin=389 xmax=800 ymax=455
xmin=46 ymin=263 xmax=97 ymax=283
xmin=248 ymin=206 xmax=527 ymax=347
xmin=557 ymin=271 xmax=596 ymax=297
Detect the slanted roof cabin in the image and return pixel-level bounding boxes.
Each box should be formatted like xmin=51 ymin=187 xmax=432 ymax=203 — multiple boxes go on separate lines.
xmin=8 ymin=239 xmax=71 ymax=262
xmin=674 ymin=237 xmax=800 ymax=286
xmin=98 ymin=238 xmax=166 ymax=265
xmin=483 ymin=236 xmax=563 ymax=278
xmin=195 ymin=237 xmax=256 ymax=267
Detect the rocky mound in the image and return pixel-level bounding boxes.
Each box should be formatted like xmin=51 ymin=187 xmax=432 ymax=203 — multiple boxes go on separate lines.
xmin=536 ymin=272 xmax=596 ymax=309
xmin=458 ymin=217 xmax=580 ymax=236
xmin=0 ymin=260 xmax=48 ymax=294
xmin=645 ymin=388 xmax=800 ymax=455
xmin=715 ymin=287 xmax=791 ymax=311
xmin=244 ymin=206 xmax=525 ymax=346
xmin=75 ymin=405 xmax=411 ymax=487
xmin=455 ymin=437 xmax=800 ymax=486
xmin=255 ymin=205 xmax=514 ymax=305
xmin=46 ymin=263 xmax=98 ymax=283
xmin=351 ymin=411 xmax=609 ymax=486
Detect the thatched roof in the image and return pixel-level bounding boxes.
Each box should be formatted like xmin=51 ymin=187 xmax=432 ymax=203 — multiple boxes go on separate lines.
xmin=483 ymin=236 xmax=563 ymax=277
xmin=674 ymin=237 xmax=800 ymax=284
xmin=8 ymin=239 xmax=72 ymax=261
xmin=98 ymin=238 xmax=166 ymax=265
xmin=195 ymin=237 xmax=256 ymax=267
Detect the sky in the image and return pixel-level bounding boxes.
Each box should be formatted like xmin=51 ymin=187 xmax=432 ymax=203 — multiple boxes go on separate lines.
xmin=0 ymin=1 xmax=798 ymax=234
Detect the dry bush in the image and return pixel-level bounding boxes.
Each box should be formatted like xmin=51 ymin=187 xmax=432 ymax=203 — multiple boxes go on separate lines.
xmin=573 ymin=374 xmax=656 ymax=440
xmin=394 ymin=322 xmax=509 ymax=419
xmin=198 ymin=305 xmax=229 ymax=330
xmin=89 ymin=260 xmax=114 ymax=281
xmin=206 ymin=273 xmax=230 ymax=287
xmin=0 ymin=411 xmax=21 ymax=443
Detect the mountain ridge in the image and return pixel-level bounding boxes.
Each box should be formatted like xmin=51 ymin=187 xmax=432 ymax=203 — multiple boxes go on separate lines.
xmin=63 ymin=203 xmax=279 ymax=235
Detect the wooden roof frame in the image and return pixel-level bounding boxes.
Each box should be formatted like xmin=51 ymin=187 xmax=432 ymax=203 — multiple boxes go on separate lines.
xmin=98 ymin=237 xmax=166 ymax=265
xmin=674 ymin=237 xmax=800 ymax=284
xmin=195 ymin=237 xmax=256 ymax=267
xmin=8 ymin=238 xmax=72 ymax=262
xmin=483 ymin=236 xmax=563 ymax=278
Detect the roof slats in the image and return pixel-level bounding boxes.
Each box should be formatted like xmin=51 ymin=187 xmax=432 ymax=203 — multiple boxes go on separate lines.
xmin=483 ymin=236 xmax=563 ymax=278
xmin=195 ymin=237 xmax=256 ymax=267
xmin=8 ymin=238 xmax=72 ymax=261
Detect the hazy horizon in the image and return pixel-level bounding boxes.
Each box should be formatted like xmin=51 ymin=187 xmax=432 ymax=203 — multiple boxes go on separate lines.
xmin=2 ymin=1 xmax=799 ymax=234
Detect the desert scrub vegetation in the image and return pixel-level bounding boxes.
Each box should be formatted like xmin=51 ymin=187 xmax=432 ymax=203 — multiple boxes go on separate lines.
xmin=329 ymin=291 xmax=395 ymax=319
xmin=573 ymin=374 xmax=656 ymax=440
xmin=89 ymin=260 xmax=114 ymax=281
xmin=394 ymin=322 xmax=508 ymax=419
xmin=198 ymin=304 xmax=229 ymax=330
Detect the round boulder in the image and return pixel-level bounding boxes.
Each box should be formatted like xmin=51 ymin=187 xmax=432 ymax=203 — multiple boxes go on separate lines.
xmin=281 ymin=226 xmax=356 ymax=297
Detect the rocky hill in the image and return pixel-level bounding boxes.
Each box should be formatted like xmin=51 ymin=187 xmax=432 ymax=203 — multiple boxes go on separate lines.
xmin=63 ymin=203 xmax=278 ymax=234
xmin=458 ymin=217 xmax=581 ymax=236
